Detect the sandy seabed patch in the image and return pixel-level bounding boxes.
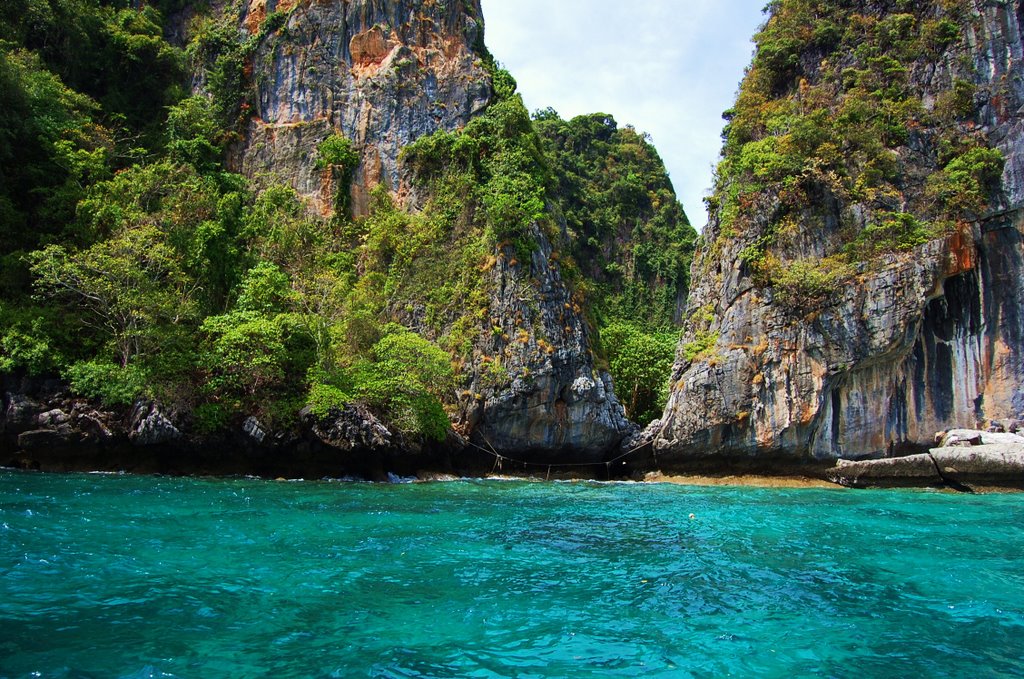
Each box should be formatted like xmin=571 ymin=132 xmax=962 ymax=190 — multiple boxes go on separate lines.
xmin=643 ymin=471 xmax=841 ymax=489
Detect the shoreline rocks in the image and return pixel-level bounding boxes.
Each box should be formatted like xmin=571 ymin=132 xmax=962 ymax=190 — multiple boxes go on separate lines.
xmin=827 ymin=429 xmax=1024 ymax=489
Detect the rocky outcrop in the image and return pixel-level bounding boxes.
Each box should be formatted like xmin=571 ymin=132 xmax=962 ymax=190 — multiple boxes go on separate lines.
xmin=224 ymin=0 xmax=633 ymax=461
xmin=0 ymin=386 xmax=448 ymax=479
xmin=129 ymin=402 xmax=182 ymax=446
xmin=827 ymin=429 xmax=1024 ymax=488
xmin=302 ymin=403 xmax=397 ymax=452
xmin=460 ymin=226 xmax=634 ymax=460
xmin=654 ymin=1 xmax=1024 ymax=467
xmin=231 ymin=0 xmax=491 ymax=216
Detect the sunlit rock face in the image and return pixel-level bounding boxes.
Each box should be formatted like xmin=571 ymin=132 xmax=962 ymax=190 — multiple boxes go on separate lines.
xmin=654 ymin=2 xmax=1024 ymax=466
xmin=232 ymin=0 xmax=492 ymax=216
xmin=228 ymin=0 xmax=632 ymax=460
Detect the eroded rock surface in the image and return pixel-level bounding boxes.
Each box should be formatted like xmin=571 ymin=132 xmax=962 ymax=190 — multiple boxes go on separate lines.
xmin=461 ymin=227 xmax=634 ymax=460
xmin=655 ymin=2 xmax=1024 ymax=467
xmin=232 ymin=0 xmax=491 ymax=216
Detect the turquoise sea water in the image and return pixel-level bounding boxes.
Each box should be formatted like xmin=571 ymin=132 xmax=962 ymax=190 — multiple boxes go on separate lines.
xmin=0 ymin=471 xmax=1022 ymax=678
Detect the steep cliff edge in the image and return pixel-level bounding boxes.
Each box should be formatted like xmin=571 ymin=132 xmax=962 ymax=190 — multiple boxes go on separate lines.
xmin=654 ymin=0 xmax=1024 ymax=466
xmin=231 ymin=0 xmax=491 ymax=217
xmin=0 ymin=0 xmax=688 ymax=473
xmin=187 ymin=0 xmax=643 ymax=460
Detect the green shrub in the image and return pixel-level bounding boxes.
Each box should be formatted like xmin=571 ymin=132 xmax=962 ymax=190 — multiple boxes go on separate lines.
xmin=315 ymin=134 xmax=359 ymax=170
xmin=193 ymin=402 xmax=232 ymax=433
xmin=601 ymin=322 xmax=677 ymax=424
xmin=928 ymin=147 xmax=1005 ymax=216
xmin=306 ymin=382 xmax=352 ymax=419
xmin=922 ymin=18 xmax=961 ymax=53
xmin=65 ymin=359 xmax=148 ymax=407
xmin=235 ymin=261 xmax=293 ymax=313
xmin=770 ymin=257 xmax=852 ymax=313
xmin=342 ymin=327 xmax=455 ymax=441
xmin=683 ymin=329 xmax=720 ymax=363
xmin=847 ymin=212 xmax=933 ymax=260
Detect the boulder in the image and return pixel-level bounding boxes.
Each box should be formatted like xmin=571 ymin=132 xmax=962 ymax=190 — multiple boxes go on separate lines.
xmin=929 ymin=445 xmax=1024 ymax=486
xmin=826 ymin=455 xmax=943 ymax=488
xmin=75 ymin=412 xmax=114 ymax=442
xmin=4 ymin=393 xmax=42 ymax=434
xmin=302 ymin=404 xmax=397 ymax=452
xmin=36 ymin=409 xmax=71 ymax=428
xmin=938 ymin=429 xmax=1024 ymax=448
xmin=243 ymin=416 xmax=269 ymax=445
xmin=129 ymin=402 xmax=181 ymax=446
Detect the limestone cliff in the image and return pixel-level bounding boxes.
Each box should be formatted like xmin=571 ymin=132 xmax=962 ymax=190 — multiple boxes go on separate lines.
xmin=654 ymin=0 xmax=1024 ymax=466
xmin=190 ymin=0 xmax=633 ymax=460
xmin=231 ymin=0 xmax=491 ymax=216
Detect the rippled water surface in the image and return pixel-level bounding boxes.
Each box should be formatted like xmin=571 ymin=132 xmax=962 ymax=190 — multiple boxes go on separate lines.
xmin=1 ymin=471 xmax=1023 ymax=677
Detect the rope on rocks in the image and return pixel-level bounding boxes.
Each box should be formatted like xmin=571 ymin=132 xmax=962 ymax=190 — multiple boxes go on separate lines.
xmin=463 ymin=437 xmax=652 ymax=471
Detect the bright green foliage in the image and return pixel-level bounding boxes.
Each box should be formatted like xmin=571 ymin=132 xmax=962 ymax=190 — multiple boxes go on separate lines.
xmin=683 ymin=330 xmax=721 ymax=363
xmin=847 ymin=212 xmax=933 ymax=259
xmin=601 ymin=322 xmax=678 ymax=424
xmin=0 ymin=307 xmax=63 ymax=376
xmin=403 ymin=81 xmax=550 ymax=249
xmin=316 ymin=135 xmax=360 ymax=170
xmin=29 ymin=224 xmax=199 ymax=369
xmin=928 ymin=147 xmax=1005 ymax=216
xmin=0 ymin=49 xmax=110 ymax=254
xmin=65 ymin=359 xmax=148 ymax=407
xmin=766 ymin=256 xmax=853 ymax=314
xmin=75 ymin=162 xmax=248 ymax=310
xmin=201 ymin=312 xmax=302 ymax=398
xmin=236 ymin=261 xmax=295 ymax=314
xmin=310 ymin=326 xmax=455 ymax=441
xmin=305 ymin=381 xmax=352 ymax=420
xmin=372 ymin=325 xmax=455 ymax=397
xmin=350 ymin=362 xmax=450 ymax=442
xmin=316 ymin=134 xmax=361 ymax=218
xmin=167 ymin=96 xmax=224 ymax=171
xmin=534 ymin=111 xmax=697 ymax=328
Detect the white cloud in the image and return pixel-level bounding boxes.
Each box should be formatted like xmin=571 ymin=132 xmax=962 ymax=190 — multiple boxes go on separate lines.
xmin=479 ymin=0 xmax=765 ymax=229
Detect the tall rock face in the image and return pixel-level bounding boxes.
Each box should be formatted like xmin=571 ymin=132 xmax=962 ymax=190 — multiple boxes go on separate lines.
xmin=655 ymin=0 xmax=1024 ymax=465
xmin=461 ymin=226 xmax=633 ymax=460
xmin=207 ymin=0 xmax=632 ymax=459
xmin=232 ymin=0 xmax=491 ymax=216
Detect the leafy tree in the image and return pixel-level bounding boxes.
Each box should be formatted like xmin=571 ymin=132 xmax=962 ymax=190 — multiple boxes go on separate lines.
xmin=601 ymin=322 xmax=677 ymax=425
xmin=29 ymin=224 xmax=199 ymax=368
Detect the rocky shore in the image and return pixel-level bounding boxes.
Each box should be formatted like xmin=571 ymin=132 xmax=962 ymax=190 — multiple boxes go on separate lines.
xmin=4 ymin=376 xmax=1022 ymax=491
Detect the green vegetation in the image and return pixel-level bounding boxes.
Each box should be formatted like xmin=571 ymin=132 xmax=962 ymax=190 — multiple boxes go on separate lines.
xmin=316 ymin=135 xmax=361 ymax=218
xmin=533 ymin=111 xmax=697 ymax=329
xmin=0 ymin=0 xmax=696 ymax=439
xmin=683 ymin=330 xmax=720 ymax=363
xmin=710 ymin=0 xmax=1002 ymax=314
xmin=526 ymin=110 xmax=696 ymax=423
xmin=601 ymin=322 xmax=678 ymax=424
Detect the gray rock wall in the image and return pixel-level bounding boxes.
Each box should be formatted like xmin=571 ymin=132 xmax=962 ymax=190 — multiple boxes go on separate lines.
xmin=231 ymin=0 xmax=491 ymax=216
xmin=654 ymin=2 xmax=1024 ymax=466
xmin=461 ymin=225 xmax=633 ymax=460
xmin=226 ymin=0 xmax=632 ymax=459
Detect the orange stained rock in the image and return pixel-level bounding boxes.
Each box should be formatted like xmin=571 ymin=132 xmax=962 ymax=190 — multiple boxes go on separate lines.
xmin=945 ymin=226 xmax=977 ymax=277
xmin=244 ymin=0 xmax=302 ymax=35
xmin=350 ymin=26 xmax=394 ymax=66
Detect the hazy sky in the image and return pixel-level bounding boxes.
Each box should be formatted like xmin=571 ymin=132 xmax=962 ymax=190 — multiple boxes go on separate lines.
xmin=478 ymin=0 xmax=766 ymax=229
